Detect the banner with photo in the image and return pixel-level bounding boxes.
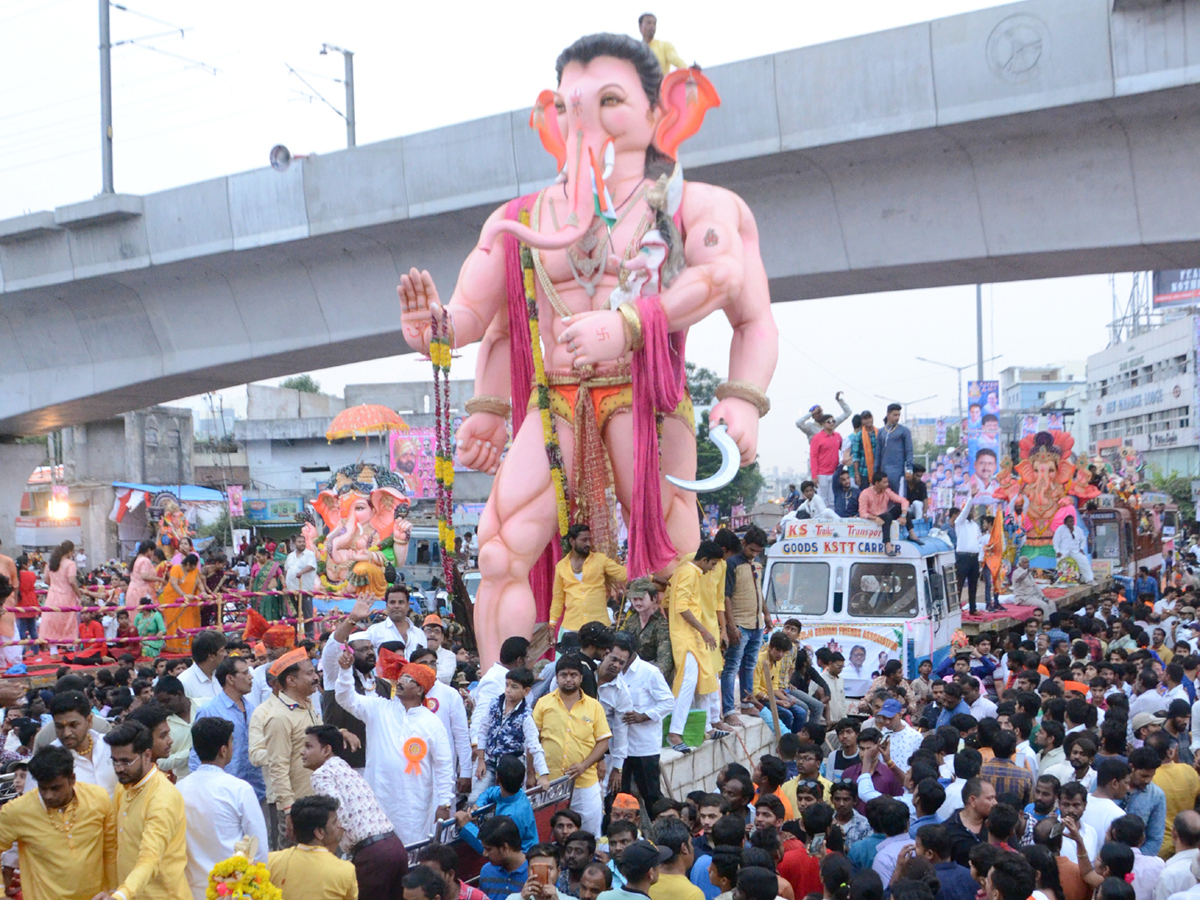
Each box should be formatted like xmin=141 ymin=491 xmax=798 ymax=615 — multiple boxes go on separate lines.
xmin=1021 ymin=415 xmax=1038 ymax=437
xmin=1046 ymin=412 xmax=1064 ymax=431
xmin=965 ymin=381 xmax=1001 ymax=501
xmin=935 ymin=418 xmax=946 ymax=445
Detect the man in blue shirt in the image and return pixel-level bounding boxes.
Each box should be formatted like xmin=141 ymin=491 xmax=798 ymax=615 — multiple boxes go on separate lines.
xmin=187 ymin=655 xmax=265 ymax=801
xmin=456 ymin=754 xmax=538 ymax=852
xmin=833 ymin=468 xmax=860 ymax=518
xmin=913 ymin=823 xmax=980 ymax=900
xmin=1120 ymin=745 xmax=1167 ymax=857
xmin=477 ymin=816 xmax=529 ymax=900
xmin=935 ymin=683 xmax=972 ymax=728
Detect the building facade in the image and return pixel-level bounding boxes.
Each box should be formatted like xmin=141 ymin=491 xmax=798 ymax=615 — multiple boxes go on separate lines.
xmin=999 ymin=365 xmax=1085 ymax=411
xmin=1086 ymin=315 xmax=1198 ymax=476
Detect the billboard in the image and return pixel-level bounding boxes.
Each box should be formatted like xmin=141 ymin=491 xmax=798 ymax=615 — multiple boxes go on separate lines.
xmin=792 ymin=621 xmax=904 ymax=698
xmin=1153 ymin=269 xmax=1200 ymax=309
xmin=243 ymin=497 xmax=304 ymax=523
xmin=965 ymin=380 xmax=1001 ymax=499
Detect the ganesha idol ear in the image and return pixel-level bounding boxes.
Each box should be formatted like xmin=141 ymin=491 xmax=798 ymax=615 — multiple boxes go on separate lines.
xmin=311 ymin=492 xmax=341 ymax=531
xmin=653 ymin=67 xmax=721 ymax=161
xmin=369 ymin=486 xmax=407 ymax=536
xmin=530 ymin=89 xmax=567 ymax=172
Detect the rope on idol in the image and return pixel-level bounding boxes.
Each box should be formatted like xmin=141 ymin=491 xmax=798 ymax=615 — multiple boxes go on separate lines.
xmin=430 ymin=309 xmax=456 ymax=589
xmin=519 ymin=209 xmax=570 ymax=551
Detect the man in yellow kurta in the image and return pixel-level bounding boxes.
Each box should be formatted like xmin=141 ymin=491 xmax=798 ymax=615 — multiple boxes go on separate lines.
xmin=533 ymin=654 xmax=611 ymax=836
xmin=638 ymin=12 xmax=690 ymax=73
xmin=0 ymin=745 xmax=117 ymax=900
xmin=95 ymin=721 xmax=190 ymax=900
xmin=267 ymin=796 xmax=358 ymax=900
xmin=550 ymin=524 xmax=627 ymax=636
xmin=666 ymin=541 xmax=725 ymax=752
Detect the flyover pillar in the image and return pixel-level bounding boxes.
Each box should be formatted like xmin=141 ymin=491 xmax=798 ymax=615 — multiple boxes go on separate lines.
xmin=0 ymin=444 xmax=49 ymax=555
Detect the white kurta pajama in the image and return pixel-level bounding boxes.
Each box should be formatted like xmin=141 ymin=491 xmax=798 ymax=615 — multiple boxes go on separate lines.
xmin=335 ymin=665 xmax=455 ymax=844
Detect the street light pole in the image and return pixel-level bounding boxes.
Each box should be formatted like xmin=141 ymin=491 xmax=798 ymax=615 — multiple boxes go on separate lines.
xmin=99 ymin=0 xmax=113 ymax=193
xmin=976 ymin=283 xmax=984 ymax=381
xmin=321 ymin=43 xmax=356 ymax=148
xmin=916 ymin=354 xmax=1003 ymax=417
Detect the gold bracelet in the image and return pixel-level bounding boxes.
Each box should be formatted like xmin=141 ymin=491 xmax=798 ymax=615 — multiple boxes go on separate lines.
xmin=464 ymin=395 xmax=512 ymax=418
xmin=617 ymin=303 xmax=644 ymax=352
xmin=715 ymin=380 xmax=771 ymax=417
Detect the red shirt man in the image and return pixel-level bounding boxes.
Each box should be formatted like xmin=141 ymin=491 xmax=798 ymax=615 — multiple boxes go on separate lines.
xmin=809 ymin=419 xmax=843 ymax=477
xmin=16 ymin=569 xmax=37 ymax=620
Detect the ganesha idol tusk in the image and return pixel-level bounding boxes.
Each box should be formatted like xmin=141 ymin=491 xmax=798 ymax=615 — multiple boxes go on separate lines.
xmin=666 ymin=424 xmax=740 ymax=493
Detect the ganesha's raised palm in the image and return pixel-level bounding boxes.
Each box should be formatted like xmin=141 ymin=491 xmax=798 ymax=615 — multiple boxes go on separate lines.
xmin=399 ymin=267 xmax=445 ymax=353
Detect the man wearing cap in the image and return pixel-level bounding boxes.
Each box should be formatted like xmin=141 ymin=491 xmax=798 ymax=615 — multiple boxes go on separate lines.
xmin=797 ymin=393 xmax=852 ymax=438
xmin=335 ymin=631 xmax=454 ymax=844
xmin=249 ymin=642 xmax=321 ymax=850
xmin=876 ymin=698 xmax=922 ymax=773
xmin=244 ymin=609 xmax=299 ymax=708
xmin=320 ymin=628 xmax=375 ymax=770
xmin=361 ymin=585 xmax=427 ymax=658
xmin=410 ymin=644 xmax=473 ymax=796
xmin=423 ymin=615 xmax=457 ymax=684
xmin=610 ymin=840 xmax=673 ymax=900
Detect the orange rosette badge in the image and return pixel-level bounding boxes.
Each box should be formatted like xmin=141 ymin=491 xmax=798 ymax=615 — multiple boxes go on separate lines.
xmin=404 ymin=736 xmax=428 ymax=775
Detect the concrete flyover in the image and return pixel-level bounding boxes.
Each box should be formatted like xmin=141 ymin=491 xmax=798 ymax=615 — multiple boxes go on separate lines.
xmin=3 ymin=0 xmax=1200 ymax=434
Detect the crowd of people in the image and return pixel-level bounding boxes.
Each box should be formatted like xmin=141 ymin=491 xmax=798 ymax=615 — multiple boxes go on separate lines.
xmin=1 ymin=555 xmax=1199 ymax=900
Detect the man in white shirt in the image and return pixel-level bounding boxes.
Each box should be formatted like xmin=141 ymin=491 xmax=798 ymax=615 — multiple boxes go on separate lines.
xmin=1042 ymin=735 xmax=1098 ymax=792
xmin=362 ymin=586 xmax=427 ymax=658
xmin=780 ymin=482 xmax=839 ymax=523
xmin=617 ymin=639 xmax=675 ymax=809
xmin=1053 ymin=514 xmax=1095 ymax=583
xmin=410 ymin=645 xmax=473 ymax=796
xmin=1155 ymin=809 xmax=1200 ymax=900
xmin=1058 ymin=782 xmax=1101 ymax=865
xmin=25 ymin=690 xmax=116 ymax=797
xmin=285 ymin=535 xmax=318 ymax=638
xmin=962 ymin=677 xmax=997 ymax=720
xmin=178 ymin=629 xmax=228 ymax=708
xmin=876 ymin=698 xmax=923 ymax=773
xmin=422 ymin=615 xmax=458 ymax=684
xmin=595 ymin=643 xmax=634 ymax=796
xmin=955 ymin=490 xmax=985 ymax=615
xmin=1081 ymin=758 xmax=1132 ymax=841
xmin=179 ymin=717 xmax=269 ymax=900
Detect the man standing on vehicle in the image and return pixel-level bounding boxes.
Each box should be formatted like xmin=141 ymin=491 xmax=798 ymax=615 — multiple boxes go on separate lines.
xmin=550 ymin=524 xmax=628 ymax=639
xmin=877 ymin=404 xmax=914 ymax=500
xmin=809 ymin=415 xmax=844 ymax=507
xmin=798 ymin=393 xmax=853 ymax=437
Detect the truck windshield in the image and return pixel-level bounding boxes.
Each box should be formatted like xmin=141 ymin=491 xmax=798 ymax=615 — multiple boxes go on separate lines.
xmin=847 ymin=562 xmax=918 ymax=618
xmin=767 ymin=562 xmax=830 ymax=615
xmin=1092 ymin=522 xmax=1122 ymax=560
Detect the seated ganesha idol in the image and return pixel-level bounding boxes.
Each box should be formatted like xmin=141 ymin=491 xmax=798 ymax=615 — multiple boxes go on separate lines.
xmin=310 ymin=463 xmax=412 ymax=597
xmin=398 ymin=34 xmax=779 ymax=666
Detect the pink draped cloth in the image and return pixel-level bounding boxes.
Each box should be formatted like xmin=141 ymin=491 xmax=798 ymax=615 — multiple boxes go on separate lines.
xmin=629 ymin=295 xmax=687 ymax=577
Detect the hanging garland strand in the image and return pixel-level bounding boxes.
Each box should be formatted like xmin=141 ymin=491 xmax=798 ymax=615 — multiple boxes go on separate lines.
xmin=430 ymin=311 xmax=456 ymax=590
xmin=518 ymin=211 xmax=570 ymax=550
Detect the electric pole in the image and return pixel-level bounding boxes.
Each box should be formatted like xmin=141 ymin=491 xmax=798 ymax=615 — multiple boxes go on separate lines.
xmin=100 ymin=0 xmax=113 ymax=193
xmin=320 ymin=43 xmax=356 ymax=147
xmin=976 ymin=283 xmax=984 ymax=381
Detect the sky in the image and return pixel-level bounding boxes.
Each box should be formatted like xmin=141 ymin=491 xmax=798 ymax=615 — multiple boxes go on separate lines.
xmin=1 ymin=0 xmax=1133 ymax=472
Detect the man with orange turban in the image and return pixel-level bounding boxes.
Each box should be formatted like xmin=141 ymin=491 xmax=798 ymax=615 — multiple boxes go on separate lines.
xmin=334 ymin=637 xmax=454 ymax=844
xmin=244 ymin=609 xmax=297 ymax=708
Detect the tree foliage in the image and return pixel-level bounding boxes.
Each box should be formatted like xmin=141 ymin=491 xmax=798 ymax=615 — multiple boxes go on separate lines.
xmin=1147 ymin=468 xmax=1196 ymax=523
xmin=281 ymin=374 xmax=321 ymax=393
xmin=686 ymin=362 xmax=720 ymax=406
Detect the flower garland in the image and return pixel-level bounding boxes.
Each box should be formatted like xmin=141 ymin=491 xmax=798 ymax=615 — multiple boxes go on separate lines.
xmin=206 ymin=856 xmax=282 ymax=900
xmin=430 ymin=310 xmax=456 ymax=588
xmin=519 ymin=211 xmax=570 ymax=548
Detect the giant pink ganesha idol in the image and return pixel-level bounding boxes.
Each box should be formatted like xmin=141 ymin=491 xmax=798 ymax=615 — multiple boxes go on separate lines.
xmin=399 ymin=34 xmax=779 ymax=666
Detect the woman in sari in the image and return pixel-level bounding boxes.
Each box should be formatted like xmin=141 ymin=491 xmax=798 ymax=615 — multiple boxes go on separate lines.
xmin=161 ymin=553 xmax=208 ymax=654
xmin=126 ymin=540 xmax=165 ymax=610
xmin=41 ymin=541 xmax=81 ymax=654
xmin=135 ymin=595 xmax=166 ymax=657
xmin=250 ymin=548 xmax=286 ymax=620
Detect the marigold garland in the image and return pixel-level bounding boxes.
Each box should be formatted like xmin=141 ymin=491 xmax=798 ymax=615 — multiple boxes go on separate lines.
xmin=519 ymin=211 xmax=570 ymax=548
xmin=431 ymin=310 xmax=456 ymax=588
xmin=206 ymin=856 xmax=282 ymax=900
